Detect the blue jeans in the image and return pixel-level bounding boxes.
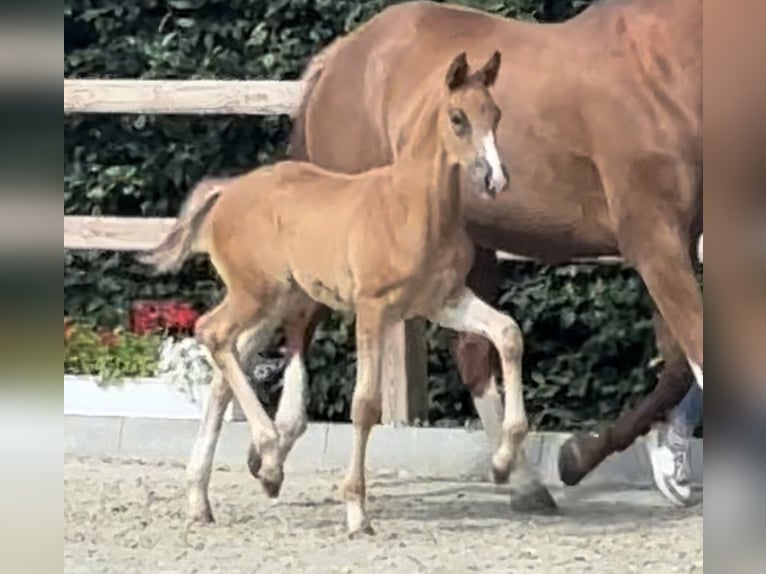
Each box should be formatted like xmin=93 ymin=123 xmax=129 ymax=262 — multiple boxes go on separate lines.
xmin=670 ymin=383 xmax=704 ymax=437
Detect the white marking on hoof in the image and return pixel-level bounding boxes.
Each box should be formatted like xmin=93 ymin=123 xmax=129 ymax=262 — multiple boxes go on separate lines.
xmin=346 ymin=501 xmax=372 ymax=536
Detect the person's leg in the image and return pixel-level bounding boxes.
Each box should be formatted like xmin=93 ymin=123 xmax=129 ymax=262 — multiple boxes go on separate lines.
xmin=648 ymin=383 xmax=703 ymax=506
xmin=670 ymin=382 xmax=704 ymax=437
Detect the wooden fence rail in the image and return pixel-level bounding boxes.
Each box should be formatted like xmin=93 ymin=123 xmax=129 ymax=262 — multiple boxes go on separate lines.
xmin=64 ymin=79 xmax=302 ymax=115
xmin=64 ymin=78 xmax=624 ymax=424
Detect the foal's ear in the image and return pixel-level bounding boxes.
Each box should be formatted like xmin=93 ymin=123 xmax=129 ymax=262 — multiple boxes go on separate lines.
xmin=475 ymin=50 xmax=502 ymax=88
xmin=445 ymin=52 xmax=469 ymax=90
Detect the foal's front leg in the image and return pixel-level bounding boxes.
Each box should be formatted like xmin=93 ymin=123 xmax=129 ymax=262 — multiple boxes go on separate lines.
xmin=430 ymin=287 xmax=557 ymax=512
xmin=342 ymin=305 xmax=385 ymax=536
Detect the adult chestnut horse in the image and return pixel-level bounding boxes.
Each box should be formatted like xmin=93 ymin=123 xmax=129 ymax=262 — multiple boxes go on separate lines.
xmin=268 ymin=0 xmax=703 ymax=501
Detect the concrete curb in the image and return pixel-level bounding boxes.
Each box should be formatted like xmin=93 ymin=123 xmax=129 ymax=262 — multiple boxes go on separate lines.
xmin=65 ymin=415 xmax=703 ymax=487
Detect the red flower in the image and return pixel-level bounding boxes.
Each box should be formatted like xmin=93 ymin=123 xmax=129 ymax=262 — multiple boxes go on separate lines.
xmin=129 ymin=300 xmax=200 ymax=336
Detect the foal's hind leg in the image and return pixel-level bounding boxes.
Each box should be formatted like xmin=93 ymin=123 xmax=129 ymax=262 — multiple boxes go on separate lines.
xmin=186 ymin=354 xmax=232 ymax=522
xmin=275 ymin=294 xmax=328 ymax=459
xmin=431 ymin=287 xmax=557 ymax=513
xmin=195 ymin=293 xmax=287 ymax=499
xmin=245 ymin=297 xmax=330 ymax=479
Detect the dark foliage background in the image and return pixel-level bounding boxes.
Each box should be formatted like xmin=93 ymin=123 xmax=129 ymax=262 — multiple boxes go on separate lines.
xmin=64 ymin=0 xmax=662 ymax=429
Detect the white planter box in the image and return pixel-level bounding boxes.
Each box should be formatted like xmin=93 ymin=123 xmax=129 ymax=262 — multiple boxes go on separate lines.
xmin=63 ymin=375 xmax=245 ymax=421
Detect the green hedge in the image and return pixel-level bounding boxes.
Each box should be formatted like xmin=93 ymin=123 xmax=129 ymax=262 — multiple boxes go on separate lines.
xmin=64 ymin=0 xmax=660 ymax=429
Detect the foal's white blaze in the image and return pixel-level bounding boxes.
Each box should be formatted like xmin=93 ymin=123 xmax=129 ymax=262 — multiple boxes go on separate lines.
xmin=481 ymin=133 xmax=507 ymax=193
xmin=689 ymin=358 xmax=703 ymax=390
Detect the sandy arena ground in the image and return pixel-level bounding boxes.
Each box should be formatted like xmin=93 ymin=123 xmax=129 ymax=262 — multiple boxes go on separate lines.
xmin=65 ymin=455 xmax=702 ymax=574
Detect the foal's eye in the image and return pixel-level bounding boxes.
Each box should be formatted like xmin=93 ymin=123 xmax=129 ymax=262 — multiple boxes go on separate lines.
xmin=449 ymin=108 xmax=470 ymax=136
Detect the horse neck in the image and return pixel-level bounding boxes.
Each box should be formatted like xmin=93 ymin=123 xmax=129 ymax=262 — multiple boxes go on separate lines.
xmin=393 ymin=105 xmax=462 ymax=243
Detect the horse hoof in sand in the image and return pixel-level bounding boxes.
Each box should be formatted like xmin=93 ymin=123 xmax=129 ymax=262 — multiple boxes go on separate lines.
xmin=348 ymin=524 xmax=376 ymax=539
xmin=491 ymin=461 xmax=512 ymax=484
xmin=260 ymin=466 xmax=285 ymax=499
xmin=558 ymin=429 xmax=611 ymax=487
xmin=509 ymin=482 xmax=558 ymax=514
xmin=188 ymin=506 xmax=215 ymax=524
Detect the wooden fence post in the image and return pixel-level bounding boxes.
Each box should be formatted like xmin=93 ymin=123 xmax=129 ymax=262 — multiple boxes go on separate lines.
xmin=381 ymin=318 xmax=429 ymax=425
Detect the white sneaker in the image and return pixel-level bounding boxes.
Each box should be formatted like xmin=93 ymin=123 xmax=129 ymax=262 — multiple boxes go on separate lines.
xmin=647 ymin=426 xmax=693 ymax=507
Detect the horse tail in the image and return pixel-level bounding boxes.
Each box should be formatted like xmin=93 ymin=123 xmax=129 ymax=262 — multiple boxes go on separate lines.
xmin=136 ymin=178 xmax=228 ymax=274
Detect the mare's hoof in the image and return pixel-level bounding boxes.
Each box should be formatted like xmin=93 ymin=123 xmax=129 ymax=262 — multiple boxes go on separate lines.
xmin=348 ymin=524 xmax=376 ymax=539
xmin=558 ymin=430 xmax=610 ymax=487
xmin=247 ymin=443 xmax=262 ymax=479
xmin=509 ymin=482 xmax=558 ymax=514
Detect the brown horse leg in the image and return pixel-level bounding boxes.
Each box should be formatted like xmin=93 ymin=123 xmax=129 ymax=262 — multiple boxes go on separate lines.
xmin=558 ymin=308 xmax=692 ymax=486
xmin=604 ymin=158 xmax=703 ymax=381
xmin=617 ymin=167 xmax=703 ymax=390
xmin=560 ymin=158 xmax=702 ymax=486
xmin=246 ymin=297 xmax=330 ymax=479
xmin=450 ymin=247 xmax=504 ymax=451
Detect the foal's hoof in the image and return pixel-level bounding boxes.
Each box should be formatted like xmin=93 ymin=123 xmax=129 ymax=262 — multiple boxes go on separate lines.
xmin=247 ymin=443 xmax=262 ymax=479
xmin=558 ymin=430 xmax=610 ymax=487
xmin=509 ymin=482 xmax=558 ymax=514
xmin=188 ymin=506 xmax=215 ymax=524
xmin=260 ymin=467 xmax=285 ymax=499
xmin=348 ymin=524 xmax=376 ymax=539
xmin=490 ymin=463 xmax=512 ymax=485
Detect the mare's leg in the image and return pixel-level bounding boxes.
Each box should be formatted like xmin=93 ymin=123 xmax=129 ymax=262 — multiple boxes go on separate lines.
xmin=195 ymin=292 xmax=286 ymax=499
xmin=558 ymin=308 xmax=694 ymax=486
xmin=431 ymin=287 xmax=556 ymax=513
xmin=603 ymin=157 xmax=703 ymax=389
xmin=558 ymin=227 xmax=704 ymax=486
xmin=450 ymin=246 xmax=505 ymax=452
xmin=342 ymin=304 xmax=385 ymax=536
xmin=245 ymin=297 xmax=329 ymax=478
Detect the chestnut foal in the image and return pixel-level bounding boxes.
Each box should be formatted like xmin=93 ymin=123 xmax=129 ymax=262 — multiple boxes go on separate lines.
xmin=141 ymin=52 xmax=540 ymax=535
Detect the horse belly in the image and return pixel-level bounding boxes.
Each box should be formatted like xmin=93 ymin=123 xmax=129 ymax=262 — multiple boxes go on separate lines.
xmin=461 ymin=145 xmax=619 ymax=261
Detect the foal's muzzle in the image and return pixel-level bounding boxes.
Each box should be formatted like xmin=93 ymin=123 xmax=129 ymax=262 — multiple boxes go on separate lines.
xmin=470 ymin=158 xmax=510 ymax=198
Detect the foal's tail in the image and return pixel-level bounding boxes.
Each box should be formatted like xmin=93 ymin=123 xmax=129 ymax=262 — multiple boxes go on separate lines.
xmin=137 ymin=178 xmax=229 ymax=274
